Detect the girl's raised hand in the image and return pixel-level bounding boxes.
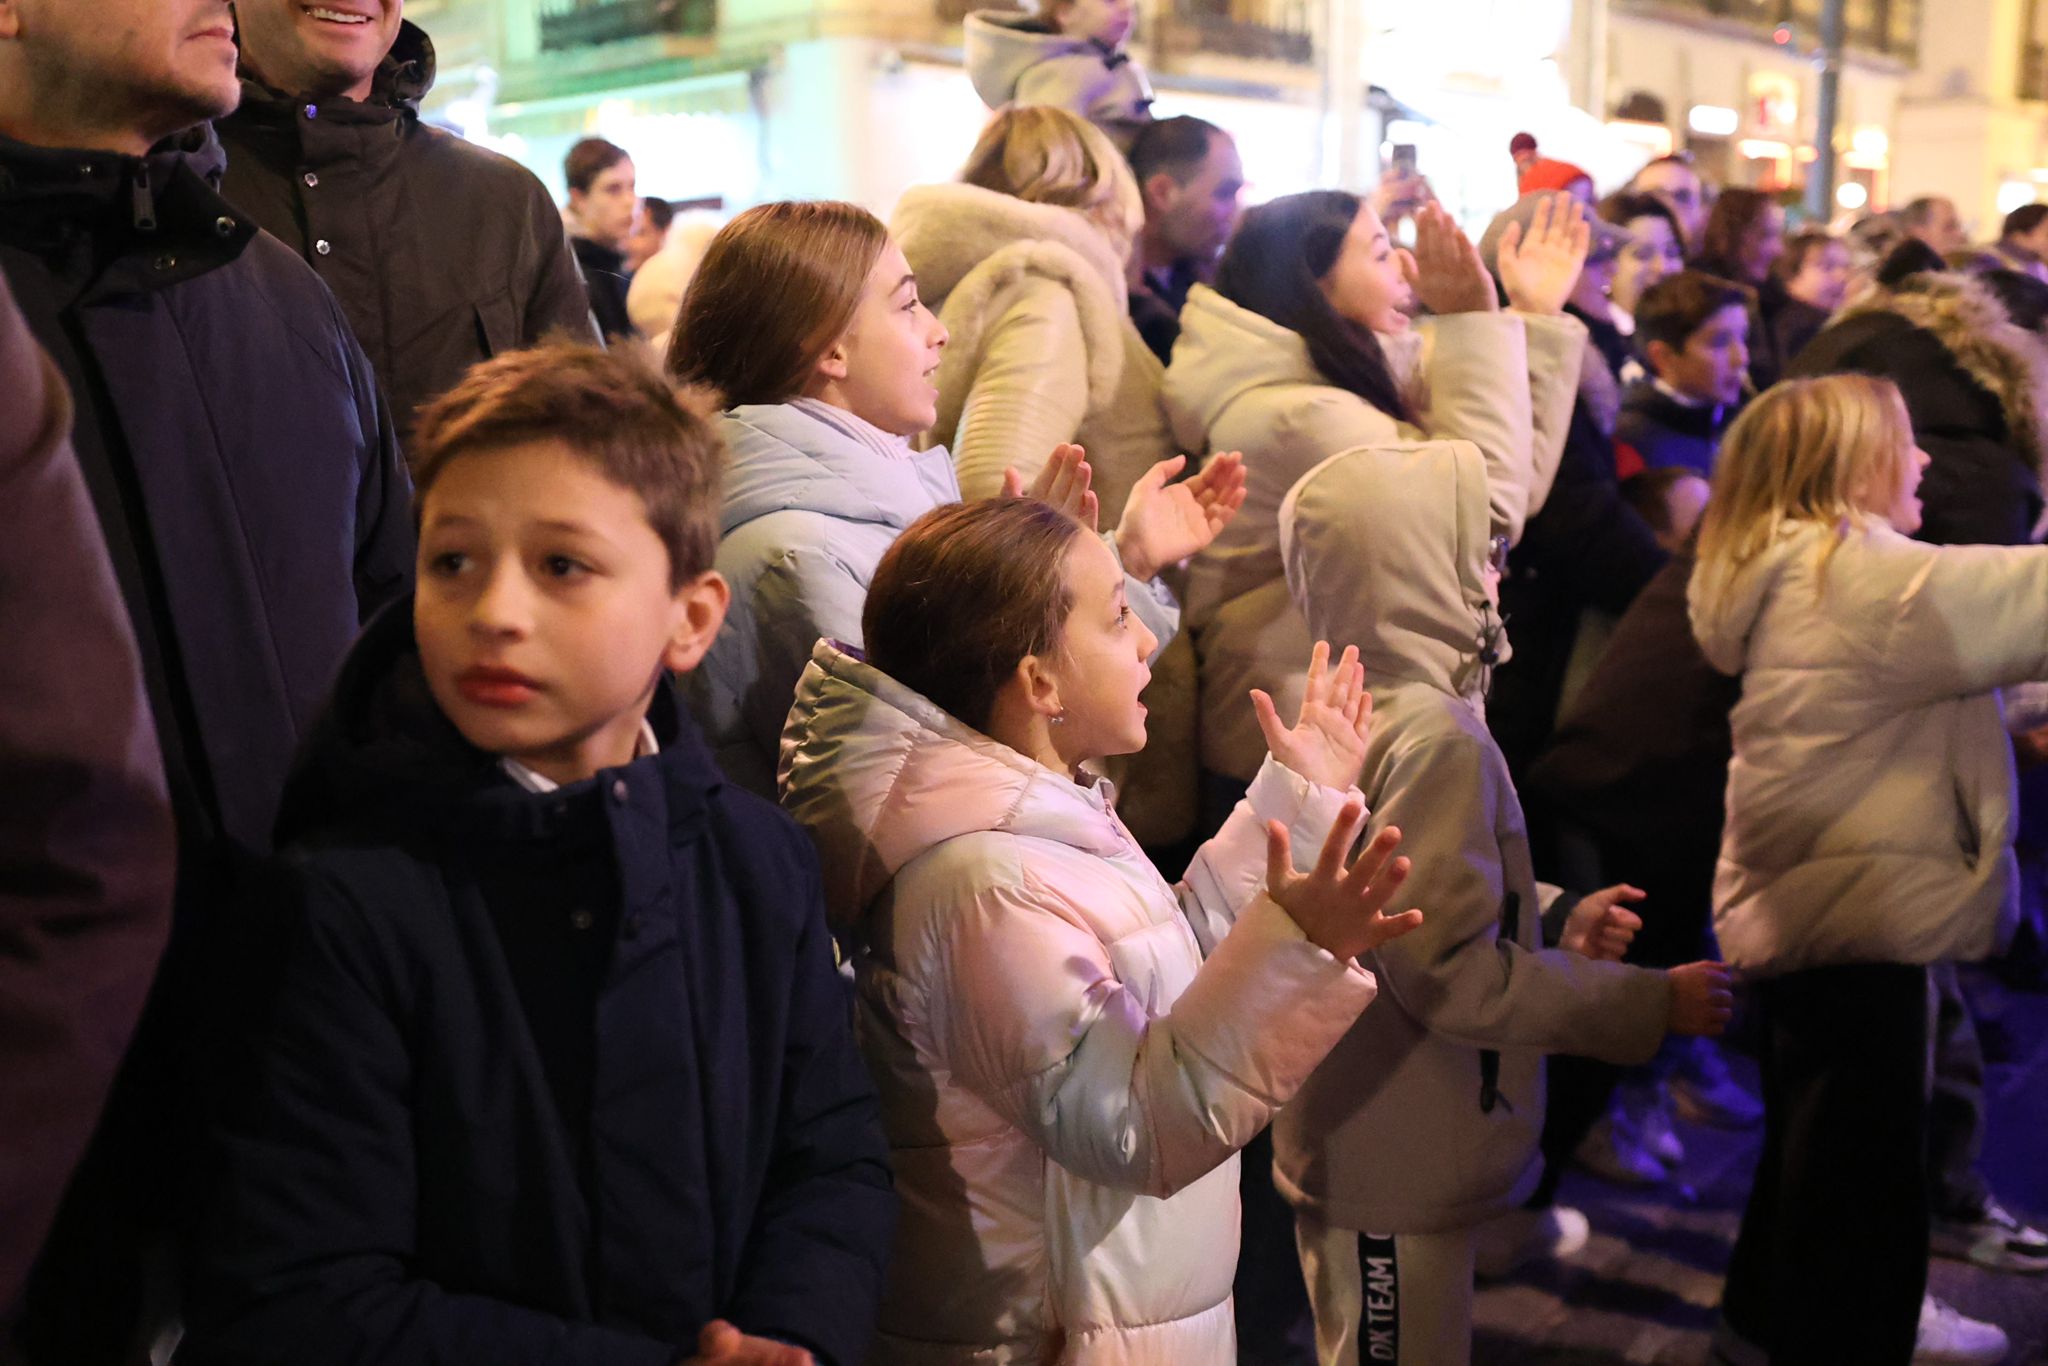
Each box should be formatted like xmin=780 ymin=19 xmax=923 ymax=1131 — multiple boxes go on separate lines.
xmin=1113 ymin=451 xmax=1247 ymax=581
xmin=1495 ymin=193 xmax=1591 ymax=316
xmin=1265 ymin=801 xmax=1422 ymax=963
xmin=1002 ymin=442 xmax=1099 ymax=530
xmin=1251 ymin=641 xmax=1372 ymax=792
xmin=1402 ymin=201 xmax=1498 ymax=317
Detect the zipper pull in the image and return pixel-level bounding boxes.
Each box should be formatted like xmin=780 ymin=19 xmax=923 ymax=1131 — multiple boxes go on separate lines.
xmin=131 ymin=163 xmax=157 ymax=233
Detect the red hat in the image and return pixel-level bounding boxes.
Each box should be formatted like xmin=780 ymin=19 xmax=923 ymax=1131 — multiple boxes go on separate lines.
xmin=1518 ymin=157 xmax=1592 ymax=196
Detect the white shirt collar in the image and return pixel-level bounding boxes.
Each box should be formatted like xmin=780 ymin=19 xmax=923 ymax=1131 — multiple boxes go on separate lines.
xmin=499 ymin=720 xmax=660 ymax=794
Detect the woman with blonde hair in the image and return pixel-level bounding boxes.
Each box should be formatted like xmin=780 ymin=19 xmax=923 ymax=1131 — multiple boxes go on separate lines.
xmin=668 ymin=199 xmax=1239 ymax=798
xmin=1689 ymin=373 xmax=2044 ymax=1365
xmin=892 ymin=104 xmax=1231 ymax=845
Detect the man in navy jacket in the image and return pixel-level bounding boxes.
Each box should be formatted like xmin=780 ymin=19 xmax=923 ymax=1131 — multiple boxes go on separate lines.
xmin=0 ymin=1 xmax=412 ymax=1357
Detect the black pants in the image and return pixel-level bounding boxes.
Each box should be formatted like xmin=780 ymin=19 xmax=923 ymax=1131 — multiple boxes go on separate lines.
xmin=1720 ymin=962 xmax=1932 ymax=1365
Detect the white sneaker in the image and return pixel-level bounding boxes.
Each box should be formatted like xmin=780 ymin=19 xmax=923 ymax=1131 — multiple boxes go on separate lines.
xmin=1913 ymin=1295 xmax=2009 ymax=1364
xmin=1472 ymin=1204 xmax=1590 ymax=1279
xmin=1932 ymin=1198 xmax=2048 ymax=1274
xmin=1618 ymin=1080 xmax=1686 ymax=1168
xmin=1574 ymin=1112 xmax=1667 ymax=1185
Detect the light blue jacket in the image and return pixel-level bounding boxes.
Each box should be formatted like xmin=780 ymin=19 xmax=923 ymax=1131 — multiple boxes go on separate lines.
xmin=690 ymin=402 xmax=1180 ymax=797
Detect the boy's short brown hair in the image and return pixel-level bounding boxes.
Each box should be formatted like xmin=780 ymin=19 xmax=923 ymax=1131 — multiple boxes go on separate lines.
xmin=1635 ymin=269 xmax=1754 ymax=358
xmin=411 ymin=343 xmax=726 ymax=589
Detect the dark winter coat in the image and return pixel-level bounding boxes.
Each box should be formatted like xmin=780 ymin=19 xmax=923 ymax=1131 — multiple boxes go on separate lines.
xmin=573 ymin=235 xmax=636 ymax=342
xmin=216 ymin=23 xmax=596 ymax=435
xmin=1613 ymin=378 xmax=1727 ymax=479
xmin=1772 ymin=296 xmax=1831 ymax=368
xmin=0 ymin=125 xmax=415 ymax=866
xmin=0 ymin=273 xmax=173 ymax=1310
xmin=1788 ymin=272 xmax=2048 ymax=547
xmin=182 ymin=602 xmax=896 ymax=1366
xmin=1489 ymin=307 xmax=1669 ymax=781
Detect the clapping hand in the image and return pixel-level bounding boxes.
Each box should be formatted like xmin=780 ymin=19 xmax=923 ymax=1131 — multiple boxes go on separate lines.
xmin=1560 ymin=884 xmax=1645 ymax=962
xmin=682 ymin=1320 xmax=814 ymax=1365
xmin=1002 ymin=442 xmax=1098 ymax=530
xmin=1265 ymin=801 xmax=1422 ymax=963
xmin=1112 ymin=451 xmax=1247 ymax=581
xmin=1402 ymin=201 xmax=1498 ymax=316
xmin=1495 ymin=193 xmax=1591 ymax=316
xmin=1252 ymin=641 xmax=1372 ymax=792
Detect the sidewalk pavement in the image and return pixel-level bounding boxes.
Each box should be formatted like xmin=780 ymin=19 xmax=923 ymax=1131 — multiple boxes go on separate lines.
xmin=1472 ymin=975 xmax=2048 ymax=1364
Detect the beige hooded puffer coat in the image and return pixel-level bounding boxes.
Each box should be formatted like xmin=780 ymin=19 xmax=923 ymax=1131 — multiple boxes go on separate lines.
xmin=1163 ymin=285 xmax=1585 ymax=781
xmin=1690 ymin=518 xmax=2048 ymax=976
xmin=779 ymin=642 xmax=1380 ymax=1364
xmin=1269 ymin=440 xmax=1670 ymax=1234
xmin=891 ymin=180 xmax=1197 ymax=845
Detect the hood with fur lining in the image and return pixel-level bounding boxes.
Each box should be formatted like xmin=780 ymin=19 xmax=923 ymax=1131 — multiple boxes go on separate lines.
xmin=890 ymin=181 xmax=1128 ymax=420
xmin=1833 ymin=272 xmax=2048 ymax=492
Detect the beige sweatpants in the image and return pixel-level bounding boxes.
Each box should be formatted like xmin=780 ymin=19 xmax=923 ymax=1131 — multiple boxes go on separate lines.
xmin=1294 ymin=1212 xmax=1478 ymax=1366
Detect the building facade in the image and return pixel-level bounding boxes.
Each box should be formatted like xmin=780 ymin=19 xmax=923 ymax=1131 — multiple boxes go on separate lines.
xmin=403 ymin=0 xmax=2047 ymax=233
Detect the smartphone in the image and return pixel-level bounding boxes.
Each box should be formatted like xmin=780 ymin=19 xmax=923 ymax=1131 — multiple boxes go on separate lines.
xmin=1390 ymin=143 xmax=1419 ymax=179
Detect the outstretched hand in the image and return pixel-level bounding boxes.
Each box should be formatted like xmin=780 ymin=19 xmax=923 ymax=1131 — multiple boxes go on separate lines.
xmin=1265 ymin=801 xmax=1422 ymax=963
xmin=1113 ymin=451 xmax=1247 ymax=581
xmin=1253 ymin=641 xmax=1372 ymax=792
xmin=1495 ymin=193 xmax=1591 ymax=316
xmin=1402 ymin=201 xmax=1498 ymax=316
xmin=1001 ymin=442 xmax=1099 ymax=530
xmin=1560 ymin=884 xmax=1645 ymax=962
xmin=684 ymin=1319 xmax=815 ymax=1365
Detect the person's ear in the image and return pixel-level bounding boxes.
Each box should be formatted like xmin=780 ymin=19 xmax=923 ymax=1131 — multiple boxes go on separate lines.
xmin=1014 ymin=652 xmax=1064 ymax=722
xmin=814 ymin=334 xmax=851 ymax=385
xmin=662 ymin=570 xmax=731 ymax=674
xmin=1143 ymin=170 xmax=1179 ymax=217
xmin=1645 ymin=338 xmax=1678 ymax=378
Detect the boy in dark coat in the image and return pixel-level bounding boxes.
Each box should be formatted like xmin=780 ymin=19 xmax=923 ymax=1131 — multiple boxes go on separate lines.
xmin=1613 ymin=271 xmax=1752 ymax=478
xmin=182 ymin=344 xmax=895 ymax=1366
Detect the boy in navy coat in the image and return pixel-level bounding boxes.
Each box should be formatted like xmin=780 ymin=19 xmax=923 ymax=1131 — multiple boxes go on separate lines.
xmin=182 ymin=344 xmax=895 ymax=1366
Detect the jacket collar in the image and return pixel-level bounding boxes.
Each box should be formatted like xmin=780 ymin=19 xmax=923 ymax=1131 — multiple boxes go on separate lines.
xmin=274 ymin=596 xmax=726 ymax=853
xmin=0 ymin=125 xmax=253 ymax=287
xmin=231 ymin=18 xmax=435 ymax=125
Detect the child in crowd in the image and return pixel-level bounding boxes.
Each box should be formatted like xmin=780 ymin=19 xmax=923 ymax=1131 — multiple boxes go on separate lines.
xmin=964 ymin=0 xmax=1153 ymax=150
xmin=181 ymin=345 xmax=895 ymax=1366
xmin=1622 ymin=466 xmax=1712 ymax=553
xmin=779 ymin=495 xmax=1423 ymax=1363
xmin=1614 ymin=270 xmax=1752 ymax=478
xmin=1271 ymin=399 xmax=1734 ymax=1366
xmin=1691 ymin=374 xmax=2039 ymax=1366
xmin=668 ymin=199 xmax=1242 ymax=800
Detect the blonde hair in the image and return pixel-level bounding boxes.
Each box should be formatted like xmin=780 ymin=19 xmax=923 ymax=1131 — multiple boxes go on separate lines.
xmin=958 ymin=105 xmax=1144 ymax=263
xmin=1693 ymin=374 xmax=1918 ymax=611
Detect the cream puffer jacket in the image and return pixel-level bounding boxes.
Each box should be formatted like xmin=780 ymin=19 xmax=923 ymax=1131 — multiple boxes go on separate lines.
xmin=1691 ymin=518 xmax=2048 ymax=976
xmin=1270 ymin=440 xmax=1670 ymax=1235
xmin=1162 ymin=285 xmax=1585 ymax=780
xmin=779 ymin=642 xmax=1380 ymax=1365
xmin=891 ymin=181 xmax=1198 ymax=845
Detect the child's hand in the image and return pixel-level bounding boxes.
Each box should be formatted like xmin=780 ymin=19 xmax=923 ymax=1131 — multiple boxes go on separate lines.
xmin=1495 ymin=194 xmax=1592 ymax=316
xmin=1666 ymin=961 xmax=1735 ymax=1037
xmin=1264 ymin=800 xmax=1422 ymax=963
xmin=684 ymin=1319 xmax=815 ymax=1365
xmin=1253 ymin=641 xmax=1372 ymax=792
xmin=1402 ymin=201 xmax=1498 ymax=316
xmin=1111 ymin=451 xmax=1247 ymax=581
xmin=1560 ymin=884 xmax=1646 ymax=962
xmin=1002 ymin=442 xmax=1098 ymax=530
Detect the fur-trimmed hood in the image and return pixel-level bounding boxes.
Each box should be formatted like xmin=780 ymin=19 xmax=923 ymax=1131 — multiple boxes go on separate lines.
xmin=890 ymin=181 xmax=1129 ymax=417
xmin=1833 ymin=272 xmax=2048 ymax=491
